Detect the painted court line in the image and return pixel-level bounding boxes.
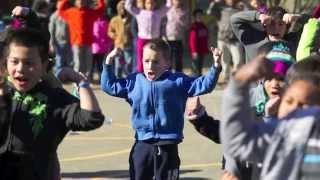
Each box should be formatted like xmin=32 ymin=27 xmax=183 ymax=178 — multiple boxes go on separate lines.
xmin=60 ymin=148 xmax=131 ymax=162
xmin=60 ymin=147 xmax=221 ymax=169
xmin=64 ymin=136 xmax=133 ymax=141
xmin=181 ymin=162 xmax=222 ymax=168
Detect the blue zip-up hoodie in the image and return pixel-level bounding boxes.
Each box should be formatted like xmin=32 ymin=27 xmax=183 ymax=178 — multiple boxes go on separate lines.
xmin=101 ymin=64 xmax=220 ymax=141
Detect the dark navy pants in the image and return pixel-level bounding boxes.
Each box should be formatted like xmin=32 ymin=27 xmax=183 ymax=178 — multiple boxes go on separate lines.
xmin=129 ymin=141 xmax=180 ymax=180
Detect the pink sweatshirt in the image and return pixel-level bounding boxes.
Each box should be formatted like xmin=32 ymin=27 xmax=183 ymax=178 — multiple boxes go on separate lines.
xmin=125 ymin=0 xmax=171 ymax=39
xmin=92 ymin=17 xmax=113 ymax=54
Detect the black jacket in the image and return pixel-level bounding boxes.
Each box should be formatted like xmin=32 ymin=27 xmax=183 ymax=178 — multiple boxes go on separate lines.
xmin=0 ymin=82 xmax=104 ymax=180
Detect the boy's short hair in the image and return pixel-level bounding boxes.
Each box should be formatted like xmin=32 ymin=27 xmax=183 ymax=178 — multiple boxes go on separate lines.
xmin=2 ymin=28 xmax=49 ymax=65
xmin=286 ymin=55 xmax=320 ymax=84
xmin=143 ymin=39 xmax=170 ymax=61
xmin=267 ymin=6 xmax=287 ymax=19
xmin=192 ymin=8 xmax=203 ymax=17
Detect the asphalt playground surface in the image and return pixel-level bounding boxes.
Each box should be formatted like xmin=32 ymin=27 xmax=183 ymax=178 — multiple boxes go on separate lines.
xmin=59 ymin=60 xmax=224 ymax=180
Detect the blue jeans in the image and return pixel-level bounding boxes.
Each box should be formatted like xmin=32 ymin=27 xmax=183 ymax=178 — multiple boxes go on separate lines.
xmin=54 ymin=43 xmax=73 ymax=75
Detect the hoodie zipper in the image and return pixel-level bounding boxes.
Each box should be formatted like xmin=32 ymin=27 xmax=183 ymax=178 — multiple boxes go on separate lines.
xmin=150 ymin=81 xmax=157 ymax=137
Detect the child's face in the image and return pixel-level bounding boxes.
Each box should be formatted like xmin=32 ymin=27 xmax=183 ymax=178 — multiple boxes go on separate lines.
xmin=266 ymin=18 xmax=287 ymax=41
xmin=136 ymin=0 xmax=144 ymax=8
xmin=278 ymin=80 xmax=320 ymax=118
xmin=7 ymin=43 xmax=43 ymax=92
xmin=118 ymin=2 xmax=126 ymax=16
xmin=250 ymin=0 xmax=262 ymax=9
xmin=143 ymin=47 xmax=170 ymax=81
xmin=195 ymin=13 xmax=202 ymax=22
xmin=173 ymin=0 xmax=181 ymax=8
xmin=264 ymin=76 xmax=285 ymax=99
xmin=145 ymin=0 xmax=155 ymax=10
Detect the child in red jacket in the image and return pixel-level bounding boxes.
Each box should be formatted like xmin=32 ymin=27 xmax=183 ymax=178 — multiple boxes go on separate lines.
xmin=189 ymin=9 xmax=209 ymax=76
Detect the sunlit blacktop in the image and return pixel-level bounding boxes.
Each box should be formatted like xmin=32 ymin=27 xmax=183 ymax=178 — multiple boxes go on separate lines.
xmin=59 ymin=63 xmax=224 ymax=180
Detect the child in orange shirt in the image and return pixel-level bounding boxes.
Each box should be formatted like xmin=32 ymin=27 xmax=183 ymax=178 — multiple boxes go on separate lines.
xmin=58 ymin=0 xmax=105 ymax=77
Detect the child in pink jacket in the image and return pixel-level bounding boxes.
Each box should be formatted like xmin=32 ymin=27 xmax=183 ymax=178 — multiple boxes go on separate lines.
xmin=91 ymin=16 xmax=113 ymax=82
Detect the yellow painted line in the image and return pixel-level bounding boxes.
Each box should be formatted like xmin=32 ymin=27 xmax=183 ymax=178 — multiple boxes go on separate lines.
xmin=60 ymin=147 xmax=221 ymax=170
xmin=60 ymin=148 xmax=131 ymax=162
xmin=64 ymin=136 xmax=133 ymax=141
xmin=181 ymin=162 xmax=222 ymax=168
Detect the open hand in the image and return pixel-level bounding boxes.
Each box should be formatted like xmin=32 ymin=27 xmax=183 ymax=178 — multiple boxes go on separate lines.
xmin=11 ymin=6 xmax=30 ymax=17
xmin=210 ymin=47 xmax=222 ymax=69
xmin=105 ymin=48 xmax=122 ymax=64
xmin=186 ymin=96 xmax=202 ymax=117
xmin=57 ymin=67 xmax=87 ymax=83
xmin=191 ymin=52 xmax=198 ymax=59
xmin=282 ymin=13 xmax=300 ymax=24
xmin=259 ymin=14 xmax=271 ymax=26
xmin=221 ymin=170 xmax=239 ymax=180
xmin=265 ymin=96 xmax=281 ymax=117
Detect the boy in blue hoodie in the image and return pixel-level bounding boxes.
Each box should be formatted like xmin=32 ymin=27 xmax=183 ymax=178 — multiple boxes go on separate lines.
xmin=101 ymin=39 xmax=221 ymax=180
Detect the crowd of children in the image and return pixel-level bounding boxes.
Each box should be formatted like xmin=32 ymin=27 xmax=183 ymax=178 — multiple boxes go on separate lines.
xmin=1 ymin=0 xmax=320 ymax=180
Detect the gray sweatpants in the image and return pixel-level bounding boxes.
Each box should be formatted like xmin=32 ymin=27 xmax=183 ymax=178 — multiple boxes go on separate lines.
xmin=72 ymin=45 xmax=92 ymax=76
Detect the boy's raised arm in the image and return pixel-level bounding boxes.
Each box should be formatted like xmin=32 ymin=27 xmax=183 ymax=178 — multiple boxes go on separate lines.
xmin=186 ymin=47 xmax=222 ymax=96
xmin=100 ymin=48 xmax=130 ymax=98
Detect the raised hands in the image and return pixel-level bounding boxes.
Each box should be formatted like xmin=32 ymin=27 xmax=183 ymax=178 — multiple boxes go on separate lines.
xmin=186 ymin=96 xmax=201 ymax=115
xmin=185 ymin=96 xmax=206 ymax=120
xmin=234 ymin=55 xmax=273 ymax=83
xmin=11 ymin=6 xmax=30 ymax=17
xmin=105 ymin=48 xmax=122 ymax=64
xmin=264 ymin=96 xmax=281 ymax=117
xmin=57 ymin=67 xmax=88 ymax=83
xmin=260 ymin=13 xmax=301 ymax=26
xmin=259 ymin=14 xmax=272 ymax=26
xmin=282 ymin=13 xmax=301 ymax=24
xmin=210 ymin=47 xmax=222 ymax=69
